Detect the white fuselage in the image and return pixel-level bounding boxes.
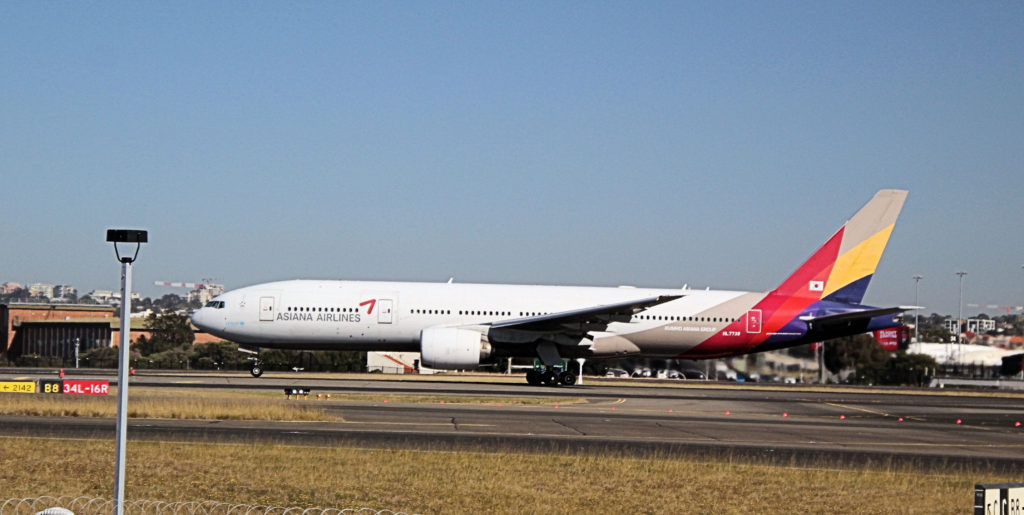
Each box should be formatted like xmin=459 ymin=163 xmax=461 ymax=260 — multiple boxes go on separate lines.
xmin=191 ymin=279 xmax=758 ymax=359
xmin=188 ymin=191 xmax=910 ymax=373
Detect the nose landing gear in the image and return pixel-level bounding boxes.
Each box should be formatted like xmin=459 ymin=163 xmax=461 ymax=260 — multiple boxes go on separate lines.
xmin=237 ymin=345 xmax=264 ymax=378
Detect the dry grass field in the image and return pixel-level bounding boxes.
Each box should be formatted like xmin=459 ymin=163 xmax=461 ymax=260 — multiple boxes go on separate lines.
xmin=0 ymin=387 xmax=1005 ymax=513
xmin=0 ymin=388 xmax=579 ymax=420
xmin=0 ymin=437 xmax=991 ymax=514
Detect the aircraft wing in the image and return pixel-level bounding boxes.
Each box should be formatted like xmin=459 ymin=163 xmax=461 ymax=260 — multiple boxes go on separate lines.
xmin=484 ymin=294 xmax=682 ymax=345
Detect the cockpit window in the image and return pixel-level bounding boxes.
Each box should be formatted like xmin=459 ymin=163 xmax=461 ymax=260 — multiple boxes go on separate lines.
xmin=205 ymin=301 xmax=226 ymax=309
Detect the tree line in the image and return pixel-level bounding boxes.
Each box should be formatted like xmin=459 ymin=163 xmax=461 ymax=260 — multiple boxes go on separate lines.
xmin=821 ymin=334 xmax=938 ymax=386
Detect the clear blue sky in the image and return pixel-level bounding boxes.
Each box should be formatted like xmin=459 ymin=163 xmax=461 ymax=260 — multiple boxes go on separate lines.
xmin=3 ymin=2 xmax=1022 ymax=316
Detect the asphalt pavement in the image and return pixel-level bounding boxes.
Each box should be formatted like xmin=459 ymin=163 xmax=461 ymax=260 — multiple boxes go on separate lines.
xmin=2 ymin=370 xmax=1022 ymax=471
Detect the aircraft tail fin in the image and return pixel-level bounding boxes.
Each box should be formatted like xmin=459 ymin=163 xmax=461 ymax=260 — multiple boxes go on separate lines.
xmin=771 ymin=189 xmax=907 ymax=305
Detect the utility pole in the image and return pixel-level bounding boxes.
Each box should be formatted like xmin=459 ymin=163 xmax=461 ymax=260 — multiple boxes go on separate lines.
xmin=956 ymin=271 xmax=967 ymax=363
xmin=913 ymin=274 xmax=923 ymax=343
xmin=817 ymin=343 xmax=823 ymax=384
xmin=106 ymin=229 xmax=147 ymax=515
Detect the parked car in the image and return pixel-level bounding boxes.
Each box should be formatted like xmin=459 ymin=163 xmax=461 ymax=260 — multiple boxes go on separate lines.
xmin=681 ymin=370 xmax=706 ymax=380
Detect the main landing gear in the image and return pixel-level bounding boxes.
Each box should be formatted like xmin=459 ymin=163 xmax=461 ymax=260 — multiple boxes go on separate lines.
xmin=525 ymin=368 xmax=576 ymax=387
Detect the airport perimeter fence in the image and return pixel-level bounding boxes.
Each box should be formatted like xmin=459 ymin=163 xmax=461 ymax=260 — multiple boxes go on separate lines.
xmin=0 ymin=497 xmax=413 ymax=515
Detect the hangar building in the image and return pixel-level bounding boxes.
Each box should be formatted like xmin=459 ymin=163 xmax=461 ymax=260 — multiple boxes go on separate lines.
xmin=2 ymin=303 xmax=225 ymax=361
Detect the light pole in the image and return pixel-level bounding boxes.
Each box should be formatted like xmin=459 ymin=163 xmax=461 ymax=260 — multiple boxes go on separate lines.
xmin=913 ymin=275 xmax=923 ymax=343
xmin=106 ymin=229 xmax=147 ymax=515
xmin=956 ymin=271 xmax=967 ymax=362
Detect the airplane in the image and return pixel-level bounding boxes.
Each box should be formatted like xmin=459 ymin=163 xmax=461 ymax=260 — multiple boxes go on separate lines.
xmin=191 ymin=189 xmax=911 ymax=386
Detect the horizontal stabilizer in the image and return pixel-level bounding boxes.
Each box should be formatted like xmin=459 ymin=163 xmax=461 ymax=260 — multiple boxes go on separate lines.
xmin=799 ymin=306 xmax=919 ymax=325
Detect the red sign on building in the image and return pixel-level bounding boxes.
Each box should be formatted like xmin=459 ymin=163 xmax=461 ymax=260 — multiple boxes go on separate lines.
xmin=872 ymin=326 xmax=910 ymax=352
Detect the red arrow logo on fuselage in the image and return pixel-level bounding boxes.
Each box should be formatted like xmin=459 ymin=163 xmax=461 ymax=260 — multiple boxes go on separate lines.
xmin=360 ymin=299 xmax=376 ymax=314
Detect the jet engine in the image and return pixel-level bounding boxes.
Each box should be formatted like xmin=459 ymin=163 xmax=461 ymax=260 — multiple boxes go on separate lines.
xmin=420 ymin=327 xmax=491 ymax=369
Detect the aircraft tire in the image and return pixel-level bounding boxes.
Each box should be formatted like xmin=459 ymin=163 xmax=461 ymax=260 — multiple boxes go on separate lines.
xmin=543 ymin=370 xmax=559 ymax=386
xmin=525 ymin=370 xmax=543 ymax=386
xmin=250 ymin=365 xmax=264 ymax=378
xmin=559 ymin=371 xmax=576 ymax=386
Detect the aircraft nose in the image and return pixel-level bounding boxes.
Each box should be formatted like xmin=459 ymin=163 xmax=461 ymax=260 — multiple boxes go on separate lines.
xmin=191 ymin=307 xmax=226 ymax=336
xmin=190 ymin=309 xmax=207 ymax=329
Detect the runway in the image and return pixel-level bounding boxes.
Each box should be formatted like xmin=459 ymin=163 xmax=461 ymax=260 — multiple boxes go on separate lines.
xmin=3 ymin=370 xmax=1024 ymax=471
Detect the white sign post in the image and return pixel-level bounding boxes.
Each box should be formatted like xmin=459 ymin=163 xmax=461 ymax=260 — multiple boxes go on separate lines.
xmin=974 ymin=483 xmax=1024 ymax=515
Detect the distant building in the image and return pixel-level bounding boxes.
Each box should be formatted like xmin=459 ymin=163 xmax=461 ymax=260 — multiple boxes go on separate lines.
xmin=153 ymin=281 xmax=225 ymax=306
xmin=28 ymin=283 xmax=55 ymax=298
xmin=188 ymin=284 xmax=224 ymax=306
xmin=944 ymin=318 xmax=998 ymax=343
xmin=967 ymin=319 xmax=997 ymax=334
xmin=909 ymin=342 xmax=1016 ymax=367
xmin=87 ymin=289 xmax=140 ymax=305
xmin=88 ymin=290 xmax=115 ymax=303
xmin=1 ymin=283 xmax=24 ymax=294
xmin=53 ymin=285 xmax=77 ymax=299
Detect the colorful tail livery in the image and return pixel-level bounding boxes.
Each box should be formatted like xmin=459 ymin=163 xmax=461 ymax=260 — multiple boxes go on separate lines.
xmin=685 ymin=189 xmax=909 ymax=358
xmin=192 ymin=190 xmax=911 ymax=385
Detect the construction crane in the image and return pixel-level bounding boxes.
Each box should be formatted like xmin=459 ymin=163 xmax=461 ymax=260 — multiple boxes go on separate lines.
xmin=154 ymin=279 xmax=224 ymax=305
xmin=968 ymin=303 xmax=1024 ymax=315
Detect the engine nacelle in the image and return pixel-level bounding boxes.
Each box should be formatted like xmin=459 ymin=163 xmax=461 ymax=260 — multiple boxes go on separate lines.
xmin=420 ymin=327 xmax=490 ymax=369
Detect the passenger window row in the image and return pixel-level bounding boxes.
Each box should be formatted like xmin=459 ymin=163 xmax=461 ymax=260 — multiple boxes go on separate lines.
xmin=409 ymin=309 xmax=548 ymax=317
xmin=634 ymin=315 xmax=739 ymax=323
xmin=404 ymin=310 xmax=736 ymax=323
xmin=286 ymin=306 xmax=359 ymax=313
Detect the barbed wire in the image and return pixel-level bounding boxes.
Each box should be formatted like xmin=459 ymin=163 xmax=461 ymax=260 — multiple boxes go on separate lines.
xmin=0 ymin=497 xmax=413 ymax=515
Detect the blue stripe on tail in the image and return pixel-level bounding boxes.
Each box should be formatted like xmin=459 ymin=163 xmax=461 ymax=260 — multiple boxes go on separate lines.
xmin=823 ymin=274 xmax=872 ymax=305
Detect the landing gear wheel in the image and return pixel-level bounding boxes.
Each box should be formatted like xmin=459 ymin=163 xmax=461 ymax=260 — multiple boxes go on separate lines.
xmin=543 ymin=370 xmax=560 ymax=386
xmin=559 ymin=371 xmax=576 ymax=386
xmin=250 ymin=365 xmax=264 ymax=377
xmin=526 ymin=369 xmax=543 ymax=386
